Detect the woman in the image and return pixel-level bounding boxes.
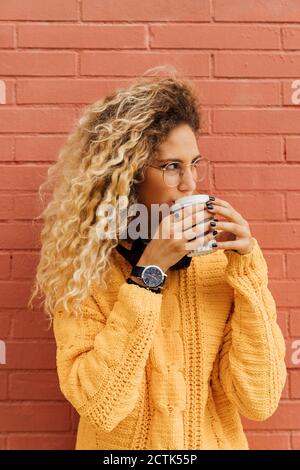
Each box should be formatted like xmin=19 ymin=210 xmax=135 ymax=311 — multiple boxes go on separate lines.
xmin=29 ymin=68 xmax=287 ymax=450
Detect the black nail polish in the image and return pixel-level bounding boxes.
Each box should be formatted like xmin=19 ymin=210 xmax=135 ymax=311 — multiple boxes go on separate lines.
xmin=209 ymin=196 xmax=215 ymax=201
xmin=212 ymin=242 xmax=218 ymax=248
xmin=212 ymin=230 xmax=218 ymax=236
xmin=213 ymin=218 xmax=219 ymax=222
xmin=206 ymin=204 xmax=214 ymax=210
xmin=210 ymin=220 xmax=217 ymax=227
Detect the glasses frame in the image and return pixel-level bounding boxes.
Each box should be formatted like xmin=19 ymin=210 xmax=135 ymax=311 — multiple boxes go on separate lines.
xmin=148 ymin=155 xmax=208 ymax=188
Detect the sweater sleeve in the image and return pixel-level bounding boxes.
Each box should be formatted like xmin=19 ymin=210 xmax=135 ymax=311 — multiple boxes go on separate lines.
xmin=53 ymin=282 xmax=162 ymax=433
xmin=217 ymin=237 xmax=287 ymax=421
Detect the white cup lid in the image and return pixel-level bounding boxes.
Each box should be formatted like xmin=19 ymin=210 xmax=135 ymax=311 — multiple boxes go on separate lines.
xmin=170 ymin=194 xmax=210 ymax=212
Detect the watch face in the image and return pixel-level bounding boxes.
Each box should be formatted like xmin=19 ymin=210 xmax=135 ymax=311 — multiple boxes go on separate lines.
xmin=142 ymin=266 xmax=163 ymax=288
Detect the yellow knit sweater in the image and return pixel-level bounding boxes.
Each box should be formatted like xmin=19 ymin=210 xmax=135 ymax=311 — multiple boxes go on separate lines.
xmin=53 ymin=237 xmax=287 ymax=450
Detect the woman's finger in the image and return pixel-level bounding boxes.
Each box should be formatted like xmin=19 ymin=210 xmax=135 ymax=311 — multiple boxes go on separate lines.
xmin=183 ymin=218 xmax=216 ymax=241
xmin=184 ymin=231 xmax=216 ymax=251
xmin=211 ymin=238 xmax=252 ymax=253
xmin=210 ymin=220 xmax=250 ymax=239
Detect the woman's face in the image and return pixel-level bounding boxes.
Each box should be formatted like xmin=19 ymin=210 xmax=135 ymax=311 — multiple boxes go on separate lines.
xmin=136 ymin=123 xmax=201 ymax=225
xmin=137 ymin=124 xmax=200 ymax=237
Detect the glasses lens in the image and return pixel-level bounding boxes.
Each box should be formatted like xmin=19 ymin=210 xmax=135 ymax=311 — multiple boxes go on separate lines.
xmin=163 ymin=158 xmax=208 ymax=187
xmin=163 ymin=163 xmax=179 ymax=187
xmin=194 ymin=158 xmax=208 ymax=183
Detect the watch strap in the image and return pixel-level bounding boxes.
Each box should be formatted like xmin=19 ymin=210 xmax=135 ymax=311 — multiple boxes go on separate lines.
xmin=130 ymin=265 xmax=146 ymax=277
xmin=126 ymin=277 xmax=162 ymax=294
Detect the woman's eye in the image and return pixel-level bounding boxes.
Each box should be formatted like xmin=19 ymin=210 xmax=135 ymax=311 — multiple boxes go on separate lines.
xmin=165 ymin=163 xmax=179 ymax=171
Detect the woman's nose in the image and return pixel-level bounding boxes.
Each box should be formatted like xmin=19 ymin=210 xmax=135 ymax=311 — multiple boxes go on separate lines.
xmin=178 ymin=167 xmax=197 ymax=191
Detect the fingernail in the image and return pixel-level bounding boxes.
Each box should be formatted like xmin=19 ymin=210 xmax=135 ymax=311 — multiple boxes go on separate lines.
xmin=212 ymin=230 xmax=218 ymax=236
xmin=210 ymin=220 xmax=217 ymax=227
xmin=209 ymin=196 xmax=215 ymax=201
xmin=212 ymin=242 xmax=218 ymax=248
xmin=206 ymin=204 xmax=214 ymax=210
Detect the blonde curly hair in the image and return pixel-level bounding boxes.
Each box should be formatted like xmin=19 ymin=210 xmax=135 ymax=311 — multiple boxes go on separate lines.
xmin=28 ymin=65 xmax=202 ymax=325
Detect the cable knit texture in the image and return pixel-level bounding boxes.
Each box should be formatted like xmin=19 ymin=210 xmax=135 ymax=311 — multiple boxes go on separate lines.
xmin=52 ymin=237 xmax=287 ymax=450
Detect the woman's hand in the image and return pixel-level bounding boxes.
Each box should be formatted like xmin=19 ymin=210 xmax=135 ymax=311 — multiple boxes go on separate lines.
xmin=206 ymin=197 xmax=254 ymax=255
xmin=136 ymin=203 xmax=215 ymax=273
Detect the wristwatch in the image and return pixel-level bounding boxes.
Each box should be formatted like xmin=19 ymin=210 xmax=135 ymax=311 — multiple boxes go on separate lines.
xmin=130 ymin=264 xmax=167 ymax=290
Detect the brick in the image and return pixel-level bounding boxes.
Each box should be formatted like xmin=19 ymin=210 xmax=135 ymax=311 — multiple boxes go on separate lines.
xmin=0 ymin=136 xmax=14 ymax=161
xmin=15 ymin=135 xmax=66 ymax=161
xmin=214 ymin=0 xmax=300 ymax=22
xmin=286 ymin=138 xmax=300 ymax=162
xmin=9 ymin=372 xmax=64 ymax=400
xmin=0 ymin=0 xmax=78 ymax=20
xmin=195 ymin=80 xmax=280 ymax=106
xmin=251 ymin=224 xmax=300 ymax=249
xmin=213 ymin=109 xmax=300 ymax=133
xmin=13 ymin=194 xmax=43 ymax=220
xmin=266 ymin=310 xmax=288 ymax=340
xmin=82 ymin=0 xmax=210 ymax=21
xmin=281 ymin=370 xmax=290 ymax=398
xmin=269 ymin=281 xmax=300 ymax=308
xmin=210 ymin=192 xmax=285 ymax=222
xmin=0 ymin=52 xmax=75 ymax=76
xmin=287 ymin=253 xmax=300 ymax=278
xmin=0 ymin=341 xmax=56 ymax=370
xmin=198 ymin=109 xmax=209 ymax=134
xmin=0 ymin=403 xmax=70 ymax=431
xmin=292 ymin=432 xmax=300 ymax=449
xmin=0 ymin=223 xmax=41 ymax=249
xmin=0 ymin=25 xmax=14 ymax=48
xmin=7 ymin=433 xmax=76 ymax=450
xmin=18 ymin=24 xmax=146 ymax=49
xmin=80 ymin=51 xmax=210 ymax=77
xmin=264 ymin=253 xmax=285 ymax=279
xmin=245 ymin=432 xmax=290 ymax=450
xmin=0 ymin=372 xmax=8 ymax=400
xmin=17 ymin=78 xmax=130 ymax=104
xmin=0 ymin=109 xmax=76 ymax=133
xmin=0 ymin=436 xmax=6 ymax=450
xmin=11 ymin=309 xmax=54 ymax=339
xmin=151 ymin=24 xmax=280 ymax=50
xmin=242 ymin=402 xmax=300 ymax=430
xmin=283 ymin=27 xmax=300 ymax=49
xmin=0 ymin=165 xmax=48 ymax=190
xmin=215 ymin=166 xmax=300 ymax=190
xmin=290 ymin=310 xmax=300 ymax=337
xmin=215 ymin=52 xmax=300 ymax=78
xmin=290 ymin=370 xmax=300 ymax=398
xmin=0 ymin=195 xmax=14 ymax=219
xmin=0 ymin=312 xmax=11 ymax=338
xmin=11 ymin=252 xmax=39 ymax=278
xmin=0 ymin=253 xmax=10 ymax=279
xmin=0 ymin=281 xmax=33 ymax=308
xmin=71 ymin=408 xmax=80 ymax=431
xmin=199 ymin=137 xmax=283 ymax=162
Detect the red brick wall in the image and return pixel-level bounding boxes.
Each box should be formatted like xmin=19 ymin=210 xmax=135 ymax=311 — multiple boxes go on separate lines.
xmin=0 ymin=0 xmax=300 ymax=450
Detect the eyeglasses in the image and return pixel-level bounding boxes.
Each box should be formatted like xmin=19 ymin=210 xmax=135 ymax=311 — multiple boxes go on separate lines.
xmin=148 ymin=156 xmax=208 ymax=188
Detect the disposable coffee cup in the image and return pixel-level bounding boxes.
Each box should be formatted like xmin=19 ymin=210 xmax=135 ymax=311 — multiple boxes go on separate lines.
xmin=170 ymin=195 xmax=216 ymax=257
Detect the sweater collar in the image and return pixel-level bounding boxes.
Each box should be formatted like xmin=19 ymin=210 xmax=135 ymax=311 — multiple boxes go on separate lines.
xmin=115 ymin=236 xmax=192 ymax=271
